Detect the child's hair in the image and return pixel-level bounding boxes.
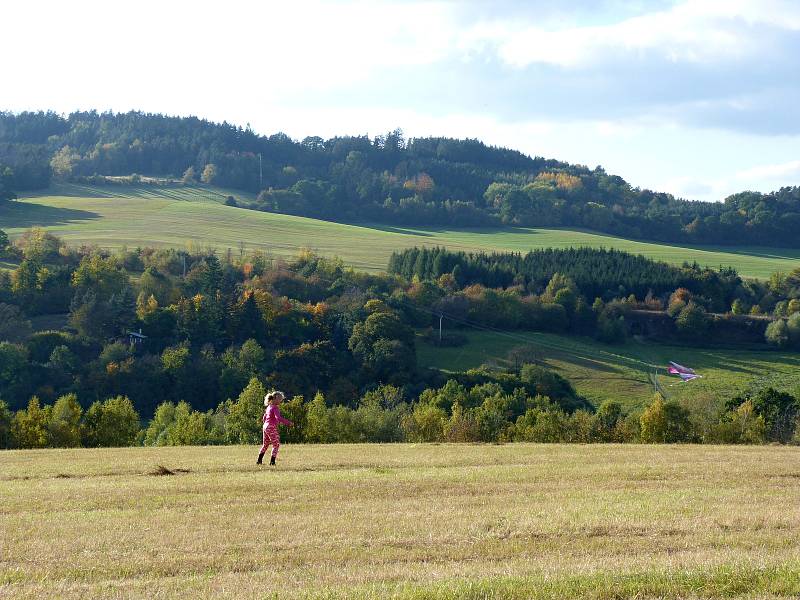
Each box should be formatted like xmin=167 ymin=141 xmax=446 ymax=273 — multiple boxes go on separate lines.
xmin=264 ymin=390 xmax=285 ymax=407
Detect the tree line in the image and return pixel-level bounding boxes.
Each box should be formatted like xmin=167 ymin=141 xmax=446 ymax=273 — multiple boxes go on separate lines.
xmin=388 ymin=247 xmax=800 ymax=347
xmin=3 ymin=378 xmax=797 ymax=449
xmin=1 ymin=110 xmax=800 ymax=247
xmin=388 ymin=247 xmax=742 ymax=309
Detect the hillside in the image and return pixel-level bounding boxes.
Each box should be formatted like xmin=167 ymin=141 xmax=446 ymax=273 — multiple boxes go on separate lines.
xmin=1 ymin=110 xmax=799 ymax=248
xmin=416 ymin=330 xmax=800 ymax=410
xmin=3 ymin=183 xmax=799 ymax=279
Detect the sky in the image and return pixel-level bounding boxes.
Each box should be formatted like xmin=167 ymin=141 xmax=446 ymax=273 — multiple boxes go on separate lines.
xmin=3 ymin=0 xmax=799 ymax=201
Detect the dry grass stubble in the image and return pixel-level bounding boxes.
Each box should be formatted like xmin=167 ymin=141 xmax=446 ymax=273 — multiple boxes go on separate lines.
xmin=1 ymin=444 xmax=799 ymax=598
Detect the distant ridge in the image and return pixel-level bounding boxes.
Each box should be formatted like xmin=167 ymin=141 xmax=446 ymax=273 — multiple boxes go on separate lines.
xmin=1 ymin=110 xmax=799 ymax=248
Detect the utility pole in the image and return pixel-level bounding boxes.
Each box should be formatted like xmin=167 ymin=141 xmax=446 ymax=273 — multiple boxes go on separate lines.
xmin=258 ymin=153 xmax=263 ymax=189
xmin=439 ymin=313 xmax=443 ymax=342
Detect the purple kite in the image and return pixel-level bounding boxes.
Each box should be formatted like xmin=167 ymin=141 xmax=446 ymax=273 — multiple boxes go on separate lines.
xmin=667 ymin=361 xmax=701 ymax=382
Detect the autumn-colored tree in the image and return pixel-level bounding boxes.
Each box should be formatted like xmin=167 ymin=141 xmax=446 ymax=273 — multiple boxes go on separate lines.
xmin=182 ymin=166 xmax=197 ymax=183
xmin=201 ymin=163 xmax=218 ymax=184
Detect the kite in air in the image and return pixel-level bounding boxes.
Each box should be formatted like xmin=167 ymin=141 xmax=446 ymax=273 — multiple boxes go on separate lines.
xmin=667 ymin=361 xmax=701 ymax=382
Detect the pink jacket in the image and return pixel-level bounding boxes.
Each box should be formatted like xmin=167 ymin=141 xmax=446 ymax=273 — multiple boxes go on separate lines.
xmin=263 ymin=405 xmax=292 ymax=428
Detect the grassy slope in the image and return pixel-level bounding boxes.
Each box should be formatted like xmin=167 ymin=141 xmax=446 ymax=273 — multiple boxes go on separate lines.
xmin=2 ymin=444 xmax=799 ymax=599
xmin=2 ymin=183 xmax=799 ymax=278
xmin=417 ymin=330 xmax=800 ymax=410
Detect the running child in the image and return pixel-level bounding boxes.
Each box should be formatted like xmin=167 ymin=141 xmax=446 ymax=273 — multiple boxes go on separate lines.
xmin=257 ymin=390 xmax=294 ymax=466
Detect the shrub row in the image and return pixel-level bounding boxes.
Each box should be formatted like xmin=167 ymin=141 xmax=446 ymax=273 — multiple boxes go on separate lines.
xmin=3 ymin=378 xmax=797 ymax=449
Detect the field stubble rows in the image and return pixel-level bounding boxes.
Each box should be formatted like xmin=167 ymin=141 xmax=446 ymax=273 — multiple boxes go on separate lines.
xmin=1 ymin=444 xmax=799 ymax=598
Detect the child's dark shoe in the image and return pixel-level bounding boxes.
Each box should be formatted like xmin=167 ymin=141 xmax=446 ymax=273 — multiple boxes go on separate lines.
xmin=269 ymin=456 xmax=276 ymax=466
xmin=256 ymin=452 xmax=265 ymax=465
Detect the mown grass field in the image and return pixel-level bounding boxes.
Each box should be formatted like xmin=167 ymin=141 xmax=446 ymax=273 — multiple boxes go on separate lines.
xmin=2 ymin=444 xmax=799 ymax=599
xmin=417 ymin=330 xmax=800 ymax=410
xmin=3 ymin=183 xmax=799 ymax=278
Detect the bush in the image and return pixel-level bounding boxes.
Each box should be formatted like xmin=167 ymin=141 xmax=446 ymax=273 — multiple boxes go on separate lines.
xmin=144 ymin=400 xmax=218 ymax=446
xmin=639 ymin=395 xmax=693 ymax=443
xmin=352 ymin=401 xmax=406 ymax=442
xmin=11 ymin=396 xmax=50 ymax=448
xmin=474 ymin=396 xmax=511 ymax=442
xmin=305 ymin=391 xmax=331 ymax=443
xmin=144 ymin=401 xmax=176 ymax=445
xmin=47 ymin=393 xmax=82 ymax=447
xmin=675 ymin=302 xmax=710 ymax=339
xmin=82 ymin=396 xmax=140 ymax=447
xmin=278 ymin=395 xmax=306 ymax=443
xmin=226 ymin=378 xmax=266 ymax=444
xmin=567 ymin=409 xmax=595 ymax=443
xmin=167 ymin=401 xmax=214 ymax=445
xmin=513 ymin=404 xmax=569 ymax=443
xmin=402 ymin=402 xmax=446 ymax=442
xmin=519 ymin=365 xmax=580 ymax=408
xmin=324 ymin=405 xmax=358 ymax=442
xmin=444 ymin=402 xmax=481 ymax=442
xmin=765 ymin=319 xmax=790 ymax=347
xmin=711 ymin=400 xmax=766 ymax=444
xmin=734 ymin=387 xmax=799 ymax=443
xmin=592 ymin=400 xmax=624 ymax=442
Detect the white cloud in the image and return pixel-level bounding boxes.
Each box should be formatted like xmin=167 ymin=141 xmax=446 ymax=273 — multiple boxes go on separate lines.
xmin=489 ymin=0 xmax=799 ymax=68
xmin=736 ymin=160 xmax=800 ymax=181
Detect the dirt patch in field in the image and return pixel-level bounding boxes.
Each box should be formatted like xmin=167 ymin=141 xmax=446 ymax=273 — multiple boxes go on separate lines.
xmin=148 ymin=465 xmax=191 ymax=476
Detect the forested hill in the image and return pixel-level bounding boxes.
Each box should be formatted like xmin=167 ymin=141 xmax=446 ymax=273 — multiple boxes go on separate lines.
xmin=1 ymin=110 xmax=799 ymax=247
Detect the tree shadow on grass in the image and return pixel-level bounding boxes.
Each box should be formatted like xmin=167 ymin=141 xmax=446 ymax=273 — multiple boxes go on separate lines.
xmin=0 ymin=202 xmax=100 ymax=229
xmin=359 ymin=224 xmax=436 ymax=237
xmin=540 ymin=355 xmax=623 ymax=374
xmin=351 ymin=223 xmax=544 ymax=238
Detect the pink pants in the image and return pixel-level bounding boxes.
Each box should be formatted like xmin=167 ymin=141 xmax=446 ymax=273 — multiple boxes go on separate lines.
xmin=260 ymin=426 xmax=280 ymax=458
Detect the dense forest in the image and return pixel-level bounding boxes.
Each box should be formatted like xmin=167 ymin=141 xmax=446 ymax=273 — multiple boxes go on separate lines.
xmin=2 ymin=229 xmax=798 ymax=449
xmin=388 ymin=247 xmax=800 ymax=346
xmin=2 ymin=110 xmax=800 ymax=247
xmin=389 ymin=247 xmax=744 ymax=309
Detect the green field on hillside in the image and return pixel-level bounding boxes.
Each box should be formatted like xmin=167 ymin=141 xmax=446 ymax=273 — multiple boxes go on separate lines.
xmin=2 ymin=444 xmax=799 ymax=599
xmin=2 ymin=183 xmax=799 ymax=278
xmin=417 ymin=330 xmax=800 ymax=410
